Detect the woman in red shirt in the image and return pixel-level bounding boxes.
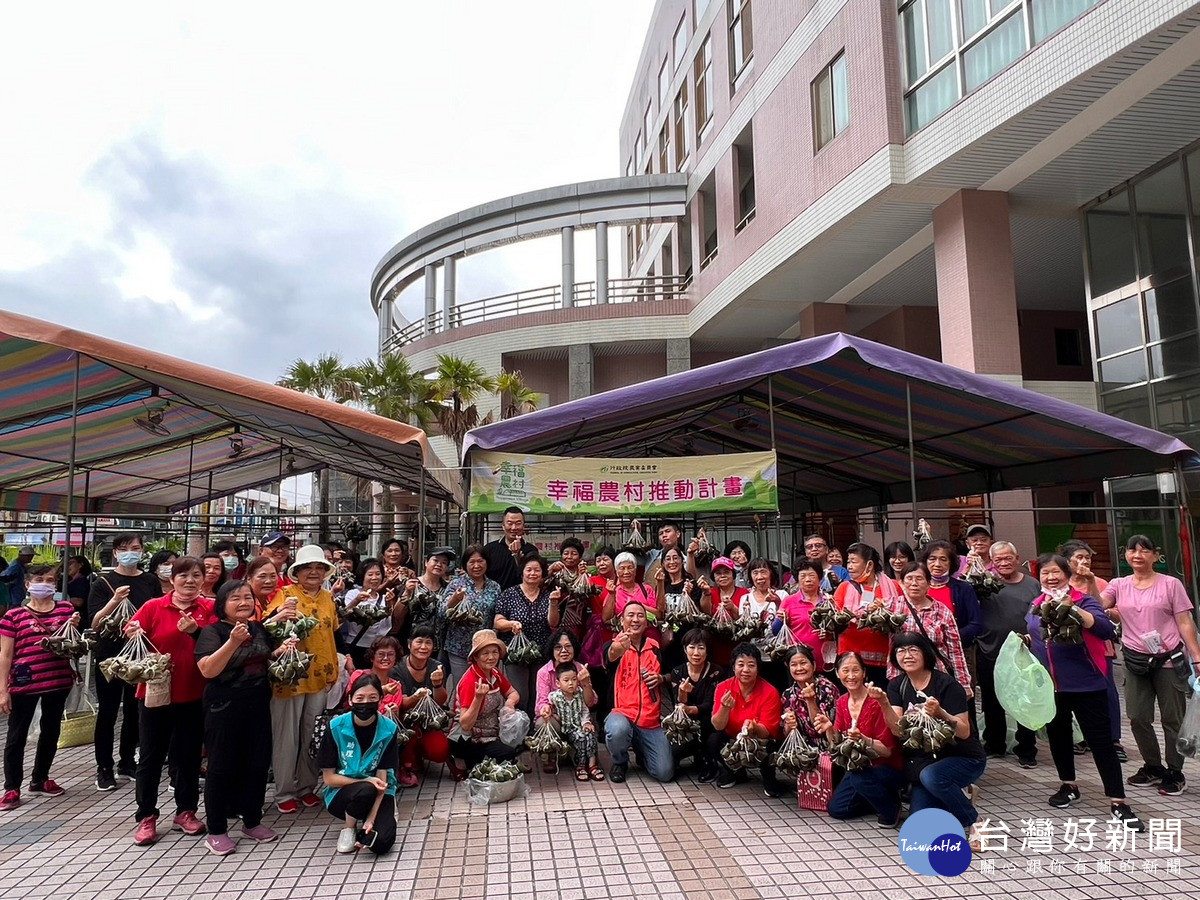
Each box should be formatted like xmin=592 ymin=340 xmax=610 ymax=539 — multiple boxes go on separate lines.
xmin=834 ymin=543 xmax=901 ymax=687
xmin=814 ymin=651 xmax=903 ymax=826
xmin=710 ymin=643 xmax=783 ymax=795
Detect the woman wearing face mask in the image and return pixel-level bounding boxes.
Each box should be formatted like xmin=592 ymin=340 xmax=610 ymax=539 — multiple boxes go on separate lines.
xmin=0 ymin=565 xmax=79 ymax=811
xmin=195 ymin=580 xmax=291 ymax=854
xmin=264 ymin=545 xmax=340 ymax=815
xmin=919 ymin=541 xmax=981 ymax=688
xmin=888 ymin=563 xmax=969 ymax=688
xmin=663 ymin=628 xmax=723 ymax=782
xmin=319 ymin=672 xmax=400 ymax=855
xmin=125 ymin=557 xmax=218 ymax=845
xmin=211 ymin=541 xmax=245 ymax=581
xmin=703 ymin=557 xmax=747 ymax=667
xmin=199 ymin=553 xmax=228 ymax=600
xmin=148 ymin=550 xmax=178 ymax=595
xmin=88 ymin=534 xmax=162 ymax=792
xmin=834 ymin=543 xmax=901 ymax=687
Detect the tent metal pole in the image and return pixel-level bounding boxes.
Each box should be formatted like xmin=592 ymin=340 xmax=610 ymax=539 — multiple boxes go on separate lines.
xmin=768 ymin=376 xmax=782 ymax=565
xmin=906 ymin=379 xmax=919 ymax=533
xmin=417 ymin=465 xmax=427 ymax=563
xmin=205 ymin=471 xmax=214 ymax=548
xmin=63 ymin=352 xmax=81 ymax=598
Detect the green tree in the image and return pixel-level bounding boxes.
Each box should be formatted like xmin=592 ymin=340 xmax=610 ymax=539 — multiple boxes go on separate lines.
xmin=277 ymin=354 xmax=359 ymax=542
xmin=431 ymin=354 xmax=497 ymax=463
xmin=495 ymin=368 xmax=540 ymax=419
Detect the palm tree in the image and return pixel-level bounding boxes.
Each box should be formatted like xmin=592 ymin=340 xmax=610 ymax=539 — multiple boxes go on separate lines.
xmin=278 ymin=354 xmax=359 ymax=542
xmin=495 ymin=368 xmax=540 ymax=419
xmin=431 ymin=354 xmax=497 ymax=463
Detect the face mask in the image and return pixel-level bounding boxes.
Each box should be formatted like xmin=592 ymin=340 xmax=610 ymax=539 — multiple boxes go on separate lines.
xmin=351 ymin=701 xmax=380 ymax=720
xmin=222 ymin=556 xmax=239 ymax=571
xmin=117 ymin=551 xmax=142 ymax=568
xmin=157 ymin=565 xmax=174 ymax=580
xmin=27 ymin=583 xmax=56 ymax=601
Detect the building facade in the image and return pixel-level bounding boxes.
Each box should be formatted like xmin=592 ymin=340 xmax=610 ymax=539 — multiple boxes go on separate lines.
xmin=373 ymin=0 xmax=1200 ymax=563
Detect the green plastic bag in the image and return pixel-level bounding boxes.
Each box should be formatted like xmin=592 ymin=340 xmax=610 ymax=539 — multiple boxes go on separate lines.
xmin=994 ymin=632 xmax=1057 ymax=730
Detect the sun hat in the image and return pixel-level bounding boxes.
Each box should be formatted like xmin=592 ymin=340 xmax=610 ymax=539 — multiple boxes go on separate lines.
xmin=710 ymin=556 xmax=736 ymax=572
xmin=468 ymin=629 xmax=508 ymax=662
xmin=287 ymin=544 xmax=336 ymax=580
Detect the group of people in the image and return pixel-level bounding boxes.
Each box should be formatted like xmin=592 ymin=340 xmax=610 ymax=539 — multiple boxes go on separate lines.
xmin=0 ymin=512 xmax=1196 ymax=858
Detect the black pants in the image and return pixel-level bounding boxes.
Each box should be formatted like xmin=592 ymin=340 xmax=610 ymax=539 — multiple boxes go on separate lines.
xmin=976 ymin=652 xmax=1037 ymax=758
xmin=203 ymin=693 xmax=272 ymax=834
xmin=451 ymin=738 xmax=521 ymax=768
xmin=587 ymin=666 xmax=612 ymax=741
xmin=3 ymin=689 xmax=70 ymax=790
xmin=326 ymin=783 xmax=396 ymax=854
xmin=1046 ymin=689 xmax=1125 ymax=799
xmin=707 ymin=731 xmax=778 ymax=786
xmin=94 ymin=664 xmax=139 ymax=771
xmin=135 ymin=699 xmax=204 ymax=821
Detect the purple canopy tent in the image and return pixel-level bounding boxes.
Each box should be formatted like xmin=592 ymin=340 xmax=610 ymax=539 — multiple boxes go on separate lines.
xmin=464 ymin=333 xmax=1194 ymax=516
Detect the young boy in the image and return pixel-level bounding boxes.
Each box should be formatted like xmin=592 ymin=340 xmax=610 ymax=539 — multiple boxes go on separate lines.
xmin=545 ymin=662 xmax=604 ymax=782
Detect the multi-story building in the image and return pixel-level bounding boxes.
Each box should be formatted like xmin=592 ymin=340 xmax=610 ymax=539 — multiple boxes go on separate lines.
xmin=372 ymin=0 xmax=1200 ymax=562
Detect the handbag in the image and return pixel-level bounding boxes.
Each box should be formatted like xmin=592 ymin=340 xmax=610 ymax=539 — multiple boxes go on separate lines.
xmin=903 ymin=597 xmax=957 ymax=679
xmin=144 ymin=670 xmax=172 ymax=709
xmin=58 ymin=687 xmax=97 ymax=749
xmin=797 ymin=751 xmax=834 ymax=812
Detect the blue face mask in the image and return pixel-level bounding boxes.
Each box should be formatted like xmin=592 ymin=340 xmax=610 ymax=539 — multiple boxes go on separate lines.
xmin=117 ymin=551 xmax=142 ymax=568
xmin=222 ymin=556 xmax=239 ymax=570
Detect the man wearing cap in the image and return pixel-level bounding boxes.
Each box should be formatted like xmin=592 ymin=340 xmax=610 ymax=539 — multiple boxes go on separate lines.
xmin=1 ymin=547 xmax=36 ymax=607
xmin=481 ymin=507 xmax=536 ymax=592
xmin=957 ymin=525 xmax=996 ymax=578
xmin=802 ymin=535 xmax=849 ymax=593
xmin=258 ymin=532 xmax=292 ymax=587
xmin=604 ymin=600 xmax=674 ymax=783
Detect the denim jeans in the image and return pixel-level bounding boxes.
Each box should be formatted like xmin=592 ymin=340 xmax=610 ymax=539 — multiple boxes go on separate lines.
xmin=828 ymin=764 xmax=906 ymax=821
xmin=604 ymin=712 xmax=675 ymax=782
xmin=909 ymin=755 xmax=988 ymax=830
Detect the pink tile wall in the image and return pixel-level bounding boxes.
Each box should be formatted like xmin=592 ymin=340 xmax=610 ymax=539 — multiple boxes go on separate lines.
xmin=594 ymin=353 xmax=669 ymax=394
xmin=503 ymin=355 xmax=569 ymax=408
xmin=1017 ymin=310 xmax=1092 ymax=381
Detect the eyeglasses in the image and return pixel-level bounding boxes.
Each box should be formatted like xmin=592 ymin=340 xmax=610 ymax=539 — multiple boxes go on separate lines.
xmin=895 ymin=646 xmax=922 ymax=656
xmin=805 ymin=543 xmax=826 ymax=550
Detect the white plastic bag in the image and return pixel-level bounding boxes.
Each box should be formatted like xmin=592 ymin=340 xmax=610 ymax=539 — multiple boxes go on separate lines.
xmin=498 ymin=706 xmax=530 ymax=746
xmin=466 ymin=774 xmax=529 ymax=805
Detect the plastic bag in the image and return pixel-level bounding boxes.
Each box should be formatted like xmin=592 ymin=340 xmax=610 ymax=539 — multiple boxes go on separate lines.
xmin=772 ymin=727 xmax=820 ymax=775
xmin=757 ymin=618 xmax=800 ymax=662
xmin=994 ymin=632 xmax=1056 ymax=730
xmin=1178 ymin=690 xmax=1200 ymax=759
xmin=466 ymin=773 xmax=529 ymax=805
xmin=498 ymin=706 xmax=530 ymax=746
xmin=663 ymin=702 xmax=701 ymax=748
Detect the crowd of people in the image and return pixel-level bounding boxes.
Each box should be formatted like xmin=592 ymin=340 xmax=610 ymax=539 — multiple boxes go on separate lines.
xmin=0 ymin=511 xmax=1197 ymax=858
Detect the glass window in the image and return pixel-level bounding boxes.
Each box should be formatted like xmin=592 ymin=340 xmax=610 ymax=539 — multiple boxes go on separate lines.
xmin=695 ymin=36 xmax=713 ymax=136
xmin=658 ymin=126 xmax=670 ymax=174
xmin=963 ymin=11 xmax=1026 ymax=92
xmin=643 ymin=104 xmax=653 ymax=159
xmin=1094 ymin=296 xmax=1142 ymax=358
xmin=1154 ymin=374 xmax=1200 ymax=438
xmin=1102 ymin=386 xmax=1154 ymax=428
xmin=1135 ymin=162 xmax=1191 ymax=279
xmin=1099 ymin=350 xmax=1148 ymax=392
xmin=960 ymin=0 xmax=990 ymax=37
xmin=673 ymin=15 xmax=688 ymax=71
xmin=813 ymin=52 xmax=850 ymax=150
xmin=730 ymin=0 xmax=754 ymax=83
xmin=1150 ymin=337 xmax=1200 ymax=381
xmin=1145 ymin=277 xmax=1198 ymax=344
xmin=1031 ymin=0 xmax=1102 ymax=42
xmin=1188 ymin=149 xmax=1200 ymax=240
xmin=1086 ymin=192 xmax=1137 ymax=297
xmin=902 ymin=1 xmax=929 ymax=83
xmin=659 ymin=58 xmax=671 ymax=105
xmin=926 ymin=0 xmax=954 ymax=64
xmin=906 ymin=63 xmax=957 ymax=130
xmin=673 ymin=83 xmax=690 ymax=170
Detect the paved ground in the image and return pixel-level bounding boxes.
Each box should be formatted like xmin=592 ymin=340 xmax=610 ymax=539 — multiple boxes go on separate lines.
xmin=1 ymin=693 xmax=1198 ymax=899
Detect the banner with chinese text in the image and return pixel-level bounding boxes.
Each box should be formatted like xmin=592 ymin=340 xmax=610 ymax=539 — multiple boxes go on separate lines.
xmin=468 ymin=451 xmax=778 ymax=514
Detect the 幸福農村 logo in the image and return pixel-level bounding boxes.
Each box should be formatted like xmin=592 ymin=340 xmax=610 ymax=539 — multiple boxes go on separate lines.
xmin=898 ymin=809 xmax=972 ymax=876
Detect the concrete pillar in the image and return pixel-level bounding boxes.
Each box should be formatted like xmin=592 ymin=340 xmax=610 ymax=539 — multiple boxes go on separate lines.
xmin=378 ymin=294 xmax=394 ymax=354
xmin=932 ymin=190 xmax=1022 ymax=376
xmin=443 ymin=256 xmax=457 ymax=328
xmin=666 ymin=338 xmax=691 ymax=375
xmin=595 ymin=223 xmax=608 ymax=305
xmin=568 ymin=343 xmax=593 ymax=401
xmin=669 ymin=223 xmax=683 ymax=288
xmin=562 ymin=226 xmax=575 ymax=308
xmin=796 ymin=302 xmax=846 ymax=339
xmin=423 ymin=264 xmax=438 ymax=336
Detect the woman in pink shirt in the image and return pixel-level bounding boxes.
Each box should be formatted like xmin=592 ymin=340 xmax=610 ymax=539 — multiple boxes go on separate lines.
xmin=1100 ymin=535 xmax=1200 ymax=796
xmin=776 ymin=561 xmax=827 ymax=671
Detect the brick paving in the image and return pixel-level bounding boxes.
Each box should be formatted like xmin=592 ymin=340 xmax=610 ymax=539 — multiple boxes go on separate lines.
xmin=1 ymin=697 xmax=1198 ymax=899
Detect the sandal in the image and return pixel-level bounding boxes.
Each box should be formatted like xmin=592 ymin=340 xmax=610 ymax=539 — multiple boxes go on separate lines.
xmin=588 ymin=765 xmax=606 ymax=782
xmin=447 ymin=759 xmax=469 ymax=782
xmin=575 ymin=766 xmax=590 ymax=782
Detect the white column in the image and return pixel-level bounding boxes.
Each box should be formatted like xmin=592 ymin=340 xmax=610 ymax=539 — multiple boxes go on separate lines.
xmin=595 ymin=222 xmax=608 ymax=305
xmin=378 ymin=294 xmax=394 ymax=354
xmin=443 ymin=256 xmax=457 ymax=328
xmin=423 ymin=264 xmax=437 ymax=335
xmin=561 ymin=226 xmax=575 ymax=308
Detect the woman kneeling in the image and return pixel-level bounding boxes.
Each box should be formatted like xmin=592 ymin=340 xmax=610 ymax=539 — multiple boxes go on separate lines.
xmin=319 ymin=673 xmax=400 ymax=855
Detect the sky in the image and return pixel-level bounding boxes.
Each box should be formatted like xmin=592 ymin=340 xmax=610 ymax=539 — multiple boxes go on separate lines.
xmin=0 ymin=2 xmax=654 ymax=383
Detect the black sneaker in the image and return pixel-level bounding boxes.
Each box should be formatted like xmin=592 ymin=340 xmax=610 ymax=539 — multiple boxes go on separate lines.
xmin=715 ymin=770 xmax=738 ymax=789
xmin=697 ymin=765 xmax=718 ymax=784
xmin=1018 ymin=756 xmax=1038 ymax=769
xmin=1158 ymin=770 xmax=1186 ymax=796
xmin=762 ymin=778 xmax=785 ymax=799
xmin=117 ymin=762 xmax=137 ymax=781
xmin=1110 ymin=803 xmax=1146 ymax=832
xmin=96 ymin=769 xmax=116 ymax=792
xmin=1127 ymin=764 xmax=1166 ymax=787
xmin=876 ymin=810 xmax=901 ymax=828
xmin=1048 ymin=785 xmax=1081 ymax=808
xmin=609 ymin=764 xmax=627 ymax=784
xmin=986 ymin=749 xmax=1007 ymax=759
xmin=1113 ymin=743 xmax=1128 ymax=763
xmin=1073 ymin=741 xmax=1089 ymax=755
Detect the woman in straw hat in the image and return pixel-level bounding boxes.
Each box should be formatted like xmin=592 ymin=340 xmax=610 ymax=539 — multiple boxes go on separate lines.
xmin=448 ymin=629 xmax=523 ymax=778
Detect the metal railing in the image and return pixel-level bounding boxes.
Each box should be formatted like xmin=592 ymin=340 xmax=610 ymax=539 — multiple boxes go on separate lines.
xmin=384 ymin=275 xmax=690 ymax=351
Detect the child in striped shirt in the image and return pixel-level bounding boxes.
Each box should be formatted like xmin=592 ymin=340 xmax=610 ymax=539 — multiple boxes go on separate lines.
xmin=547 ymin=662 xmax=604 ymax=782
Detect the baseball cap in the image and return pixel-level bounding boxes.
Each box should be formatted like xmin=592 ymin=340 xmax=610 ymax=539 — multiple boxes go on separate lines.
xmin=428 ymin=546 xmax=456 ymax=560
xmin=966 ymin=524 xmax=992 ymax=538
xmin=260 ymin=531 xmax=291 ymax=547
xmin=710 ymin=556 xmax=736 ymax=572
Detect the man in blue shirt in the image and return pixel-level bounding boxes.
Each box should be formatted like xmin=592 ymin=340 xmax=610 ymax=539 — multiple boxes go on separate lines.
xmin=1 ymin=546 xmax=36 ymax=607
xmin=802 ymin=535 xmax=849 ymax=593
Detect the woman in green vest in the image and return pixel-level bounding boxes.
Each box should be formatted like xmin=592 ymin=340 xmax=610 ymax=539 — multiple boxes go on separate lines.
xmin=317 ymin=672 xmax=399 ymax=855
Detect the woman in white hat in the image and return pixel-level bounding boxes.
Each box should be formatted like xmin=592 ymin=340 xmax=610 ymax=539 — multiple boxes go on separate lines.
xmin=264 ymin=544 xmax=342 ymax=813
xmin=448 ymin=629 xmax=523 ymax=777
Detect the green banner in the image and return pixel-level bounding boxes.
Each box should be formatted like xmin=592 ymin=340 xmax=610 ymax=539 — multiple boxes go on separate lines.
xmin=469 ymin=451 xmax=778 ymax=514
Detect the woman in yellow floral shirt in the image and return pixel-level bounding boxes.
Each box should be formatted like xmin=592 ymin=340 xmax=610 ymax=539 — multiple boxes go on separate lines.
xmin=264 ymin=544 xmax=340 ymax=813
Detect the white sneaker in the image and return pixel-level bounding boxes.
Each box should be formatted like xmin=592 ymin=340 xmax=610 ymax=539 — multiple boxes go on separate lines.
xmin=336 ymin=827 xmax=357 ymax=854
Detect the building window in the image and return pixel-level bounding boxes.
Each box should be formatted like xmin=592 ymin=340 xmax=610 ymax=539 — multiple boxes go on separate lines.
xmin=673 ymin=14 xmax=688 ymax=71
xmin=695 ymin=36 xmax=714 ymax=139
xmin=635 ymin=131 xmax=645 ymax=168
xmin=729 ymin=0 xmax=753 ymax=88
xmin=734 ymin=126 xmax=755 ymax=232
xmin=813 ymin=52 xmax=850 ymax=150
xmin=658 ymin=125 xmax=670 ymax=174
xmin=642 ymin=103 xmax=653 ymax=165
xmin=1054 ymin=328 xmax=1083 ymax=367
xmin=658 ymin=58 xmax=671 ymax=105
xmin=673 ymin=82 xmax=690 ymax=170
xmin=963 ymin=8 xmax=1024 ymax=92
xmin=699 ymin=174 xmax=718 ymax=269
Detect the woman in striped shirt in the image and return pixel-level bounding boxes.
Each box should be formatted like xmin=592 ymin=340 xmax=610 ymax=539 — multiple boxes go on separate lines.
xmin=0 ymin=564 xmax=80 ymax=810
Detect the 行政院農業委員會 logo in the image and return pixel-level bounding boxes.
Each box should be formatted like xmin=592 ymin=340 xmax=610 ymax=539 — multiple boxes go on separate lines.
xmin=898 ymin=808 xmax=972 ymax=876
